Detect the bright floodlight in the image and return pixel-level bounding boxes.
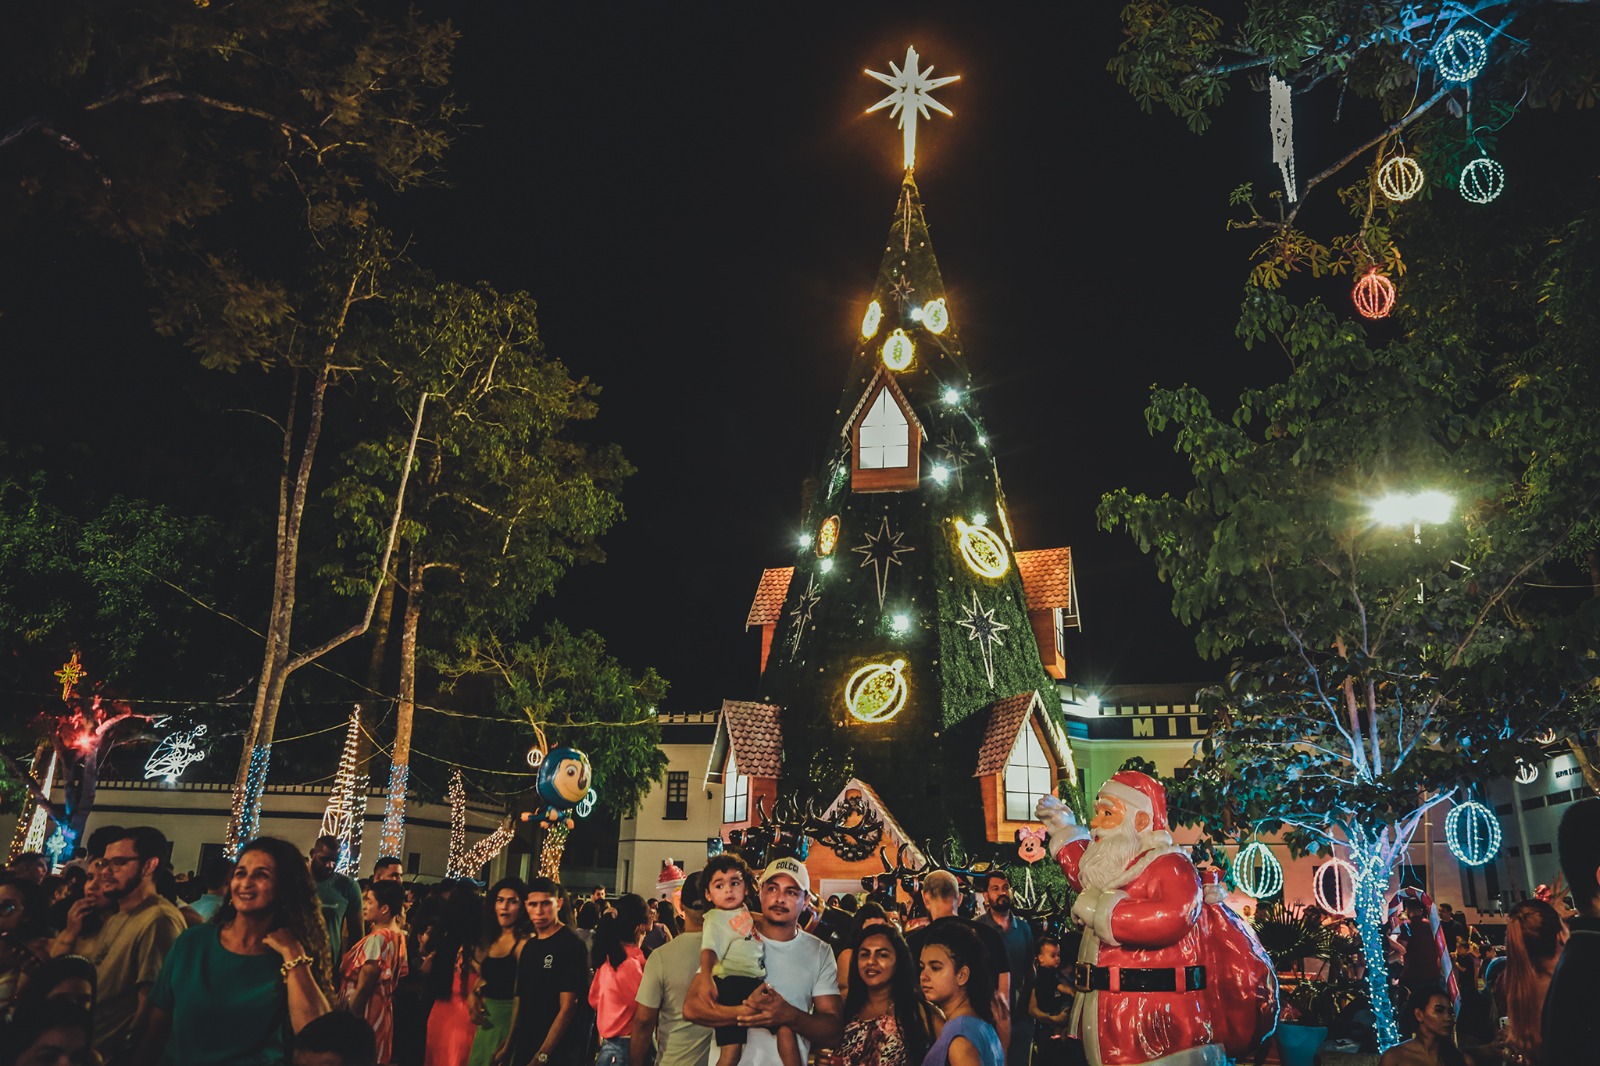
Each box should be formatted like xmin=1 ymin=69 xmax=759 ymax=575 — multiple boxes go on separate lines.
xmin=1084 ymin=694 xmax=1101 ymax=713
xmin=1369 ymin=490 xmax=1453 ymax=528
xmin=797 ymin=532 xmax=813 ymax=550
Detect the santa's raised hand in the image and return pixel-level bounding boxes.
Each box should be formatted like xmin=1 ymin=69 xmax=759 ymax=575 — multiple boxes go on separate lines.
xmin=1035 ymin=793 xmax=1088 ymax=861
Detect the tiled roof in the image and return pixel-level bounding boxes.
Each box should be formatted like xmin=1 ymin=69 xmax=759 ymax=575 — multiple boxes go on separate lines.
xmin=973 ymin=692 xmax=1043 ymax=776
xmin=745 ymin=568 xmax=794 ymax=628
xmin=1015 ymin=547 xmax=1073 ymax=611
xmin=720 ymin=700 xmax=783 ymax=779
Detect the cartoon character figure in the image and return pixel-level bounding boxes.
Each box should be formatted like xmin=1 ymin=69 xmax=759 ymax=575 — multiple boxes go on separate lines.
xmin=534 ymin=746 xmax=593 ymax=828
xmin=1016 ymin=825 xmax=1048 ymax=864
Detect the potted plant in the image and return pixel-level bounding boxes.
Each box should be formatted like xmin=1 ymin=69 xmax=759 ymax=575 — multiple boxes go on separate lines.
xmin=1276 ymin=981 xmax=1337 ymax=1066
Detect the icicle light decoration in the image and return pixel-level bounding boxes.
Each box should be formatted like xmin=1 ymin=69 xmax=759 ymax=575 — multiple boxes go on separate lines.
xmin=1269 ymin=76 xmax=1297 ymax=202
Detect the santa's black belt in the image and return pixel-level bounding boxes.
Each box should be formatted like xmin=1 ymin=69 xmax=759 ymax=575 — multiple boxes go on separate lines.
xmin=1073 ymin=963 xmax=1206 ymax=993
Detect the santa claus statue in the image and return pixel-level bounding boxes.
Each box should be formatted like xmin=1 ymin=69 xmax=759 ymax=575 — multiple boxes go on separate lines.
xmin=1036 ymin=771 xmax=1276 ymax=1066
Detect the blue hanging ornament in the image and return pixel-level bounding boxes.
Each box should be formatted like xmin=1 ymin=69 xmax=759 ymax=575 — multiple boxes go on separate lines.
xmin=1234 ymin=840 xmax=1284 ymax=899
xmin=1445 ymin=800 xmax=1501 ymax=867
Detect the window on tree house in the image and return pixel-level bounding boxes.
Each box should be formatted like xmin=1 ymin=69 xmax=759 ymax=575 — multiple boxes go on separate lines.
xmin=1004 ymin=721 xmax=1054 ymax=822
xmin=723 ymin=751 xmax=750 ymax=824
xmin=852 ymin=378 xmax=920 ymax=492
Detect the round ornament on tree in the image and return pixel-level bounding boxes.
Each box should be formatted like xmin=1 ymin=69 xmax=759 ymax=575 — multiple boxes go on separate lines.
xmin=1353 ymin=266 xmax=1396 ymax=320
xmin=1459 ymin=157 xmax=1505 ymax=204
xmin=862 ymin=300 xmax=883 ymax=339
xmin=845 ymin=659 xmax=909 ymax=723
xmin=1313 ymin=857 xmax=1357 ymax=916
xmin=1445 ymin=800 xmax=1501 ymax=866
xmin=1432 ymin=29 xmax=1488 ymax=82
xmin=882 ymin=328 xmax=914 ymax=371
xmin=1376 ymin=155 xmax=1425 ymax=202
xmin=816 ymin=515 xmax=840 ymax=557
xmin=954 ymin=518 xmax=1009 ymax=578
xmin=1234 ymin=840 xmax=1283 ymax=899
xmin=920 ymin=297 xmax=950 ymax=334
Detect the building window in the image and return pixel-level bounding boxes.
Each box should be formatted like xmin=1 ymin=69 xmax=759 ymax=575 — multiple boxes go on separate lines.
xmin=723 ymin=751 xmax=749 ymax=824
xmin=1004 ymin=721 xmax=1053 ymax=822
xmin=857 ymin=386 xmax=909 ymax=469
xmin=665 ymin=771 xmax=689 ymax=821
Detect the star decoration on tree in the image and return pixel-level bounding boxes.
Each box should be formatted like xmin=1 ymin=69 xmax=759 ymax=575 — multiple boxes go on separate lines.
xmin=787 ymin=573 xmax=822 ymax=658
xmin=956 ymin=590 xmax=1010 ymax=688
xmin=889 ymin=274 xmax=916 ymax=309
xmin=937 ymin=429 xmax=973 ymax=488
xmin=866 ymin=45 xmax=960 ymax=171
xmin=55 ymin=653 xmax=86 ymax=700
xmin=853 ymin=515 xmax=915 ymax=609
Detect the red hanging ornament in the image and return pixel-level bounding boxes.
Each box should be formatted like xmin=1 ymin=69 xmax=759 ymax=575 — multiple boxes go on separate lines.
xmin=1352 ymin=266 xmax=1396 ymax=319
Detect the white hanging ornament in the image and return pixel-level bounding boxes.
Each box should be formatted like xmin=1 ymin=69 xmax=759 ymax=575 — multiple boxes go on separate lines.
xmin=1433 ymin=29 xmax=1488 ymax=82
xmin=1313 ymin=857 xmax=1358 ymax=917
xmin=1445 ymin=800 xmax=1502 ymax=866
xmin=1235 ymin=840 xmax=1284 ymax=899
xmin=1459 ymin=157 xmax=1505 ymax=204
xmin=1269 ymin=76 xmax=1298 ymax=202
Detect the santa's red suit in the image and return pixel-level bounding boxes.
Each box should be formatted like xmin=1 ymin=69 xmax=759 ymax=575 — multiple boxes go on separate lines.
xmin=1038 ymin=773 xmax=1223 ymax=1066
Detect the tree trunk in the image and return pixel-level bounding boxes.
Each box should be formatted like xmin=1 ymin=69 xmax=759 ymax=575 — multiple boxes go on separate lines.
xmin=7 ymin=741 xmax=54 ymax=861
xmin=1348 ymin=826 xmax=1401 ymax=1051
xmin=378 ymin=558 xmax=422 ymax=858
xmin=343 ymin=563 xmax=397 ymax=873
xmin=539 ymin=824 xmax=570 ymax=879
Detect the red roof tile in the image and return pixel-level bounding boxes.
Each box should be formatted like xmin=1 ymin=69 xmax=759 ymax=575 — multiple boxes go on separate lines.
xmin=746 ymin=568 xmax=794 ymax=628
xmin=973 ymin=692 xmax=1043 ymax=777
xmin=1015 ymin=547 xmax=1073 ymax=611
xmin=721 ymin=700 xmax=783 ymax=779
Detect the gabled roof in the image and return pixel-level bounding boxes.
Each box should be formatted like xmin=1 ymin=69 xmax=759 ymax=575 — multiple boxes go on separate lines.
xmin=821 ymin=778 xmax=925 ymax=866
xmin=840 ymin=368 xmax=928 ymax=443
xmin=706 ymin=700 xmax=783 ymax=785
xmin=1015 ymin=548 xmax=1074 ymax=611
xmin=972 ymin=690 xmax=1073 ymax=780
xmin=746 ymin=567 xmax=794 ymax=628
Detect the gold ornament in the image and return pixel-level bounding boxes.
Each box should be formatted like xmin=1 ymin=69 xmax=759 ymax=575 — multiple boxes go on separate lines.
xmin=846 ymin=659 xmax=909 ymax=723
xmin=955 ymin=518 xmax=1009 ymax=578
xmin=881 ymin=329 xmax=914 ymax=371
xmin=816 ymin=515 xmax=841 ymax=557
xmin=1376 ymin=155 xmax=1424 ymax=202
xmin=862 ymin=300 xmax=883 ymax=339
xmin=922 ymin=298 xmax=949 ymax=334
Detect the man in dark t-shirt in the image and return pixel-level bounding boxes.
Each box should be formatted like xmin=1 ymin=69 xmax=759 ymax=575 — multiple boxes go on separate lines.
xmin=1546 ymin=799 xmax=1600 ymax=1063
xmin=504 ymin=877 xmax=590 ymax=1066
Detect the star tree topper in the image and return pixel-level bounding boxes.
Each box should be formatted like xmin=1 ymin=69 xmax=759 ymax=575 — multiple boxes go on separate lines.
xmin=867 ymin=46 xmax=959 ymax=171
xmin=956 ymin=590 xmax=1010 ymax=688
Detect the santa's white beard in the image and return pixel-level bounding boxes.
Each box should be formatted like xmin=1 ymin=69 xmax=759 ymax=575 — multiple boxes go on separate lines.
xmin=1078 ymin=822 xmax=1141 ymax=891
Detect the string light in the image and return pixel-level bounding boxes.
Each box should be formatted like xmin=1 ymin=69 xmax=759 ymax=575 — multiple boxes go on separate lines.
xmin=145 ymin=725 xmax=208 ymax=783
xmin=922 ymin=298 xmax=950 ymax=334
xmin=1515 ymin=760 xmax=1539 ymax=785
xmin=820 ymin=557 xmax=835 ymax=573
xmin=525 ymin=746 xmax=545 ymax=769
xmin=539 ymin=825 xmax=570 ymax=878
xmin=1432 ymin=29 xmax=1488 ymax=82
xmin=1313 ymin=857 xmax=1357 ymax=916
xmin=229 ymin=745 xmax=273 ymax=856
xmin=1459 ymin=157 xmax=1505 ymax=204
xmin=861 ymin=300 xmax=883 ymax=339
xmin=930 ymin=464 xmax=950 ymax=485
xmin=378 ymin=762 xmax=409 ymax=858
xmin=891 ymin=613 xmax=912 ymax=634
xmin=9 ymin=750 xmax=57 ymax=862
xmin=881 ymin=329 xmax=914 ymax=371
xmin=1376 ymin=155 xmax=1425 ymax=202
xmin=1353 ymin=267 xmax=1396 ymax=320
xmin=1234 ymin=840 xmax=1283 ymax=899
xmin=955 ymin=518 xmax=1009 ymax=578
xmin=1445 ymin=800 xmax=1501 ymax=866
xmin=845 ymin=659 xmax=909 ymax=723
xmin=817 ymin=515 xmax=840 ymax=557
xmin=942 ymin=387 xmax=961 ymax=405
xmin=318 ymin=708 xmax=364 ymax=873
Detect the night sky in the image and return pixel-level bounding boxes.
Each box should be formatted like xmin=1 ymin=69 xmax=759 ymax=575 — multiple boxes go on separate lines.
xmin=390 ymin=4 xmax=1293 ymax=713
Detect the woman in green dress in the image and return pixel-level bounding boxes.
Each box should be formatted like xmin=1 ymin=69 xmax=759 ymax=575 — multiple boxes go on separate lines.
xmin=467 ymin=878 xmax=529 ymax=1066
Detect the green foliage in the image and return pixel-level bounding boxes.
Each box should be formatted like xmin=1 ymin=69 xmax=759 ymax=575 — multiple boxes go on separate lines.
xmin=438 ymin=625 xmax=669 ymax=820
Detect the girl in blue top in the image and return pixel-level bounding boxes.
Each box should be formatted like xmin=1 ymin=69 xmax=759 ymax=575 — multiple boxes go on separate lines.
xmin=917 ymin=922 xmax=1004 ymax=1066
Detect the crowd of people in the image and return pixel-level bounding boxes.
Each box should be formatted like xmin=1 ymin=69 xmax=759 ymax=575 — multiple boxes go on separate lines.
xmin=4 ymin=796 xmax=1598 ymax=1066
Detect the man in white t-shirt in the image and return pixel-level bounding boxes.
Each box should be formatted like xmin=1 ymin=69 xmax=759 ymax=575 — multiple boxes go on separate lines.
xmin=633 ymin=871 xmax=715 ymax=1066
xmin=684 ymin=856 xmax=842 ymax=1066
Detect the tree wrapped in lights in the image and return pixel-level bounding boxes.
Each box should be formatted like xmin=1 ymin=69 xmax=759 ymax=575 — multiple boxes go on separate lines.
xmin=444 ymin=770 xmax=514 ymax=881
xmin=318 ymin=707 xmax=368 ymax=874
xmin=1100 ymin=288 xmax=1600 ymax=1047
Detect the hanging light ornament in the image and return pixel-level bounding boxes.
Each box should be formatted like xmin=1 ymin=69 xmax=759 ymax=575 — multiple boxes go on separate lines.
xmin=1234 ymin=840 xmax=1284 ymax=900
xmin=881 ymin=328 xmax=915 ymax=371
xmin=1515 ymin=760 xmax=1540 ymax=785
xmin=1459 ymin=157 xmax=1505 ymax=204
xmin=1445 ymin=800 xmax=1502 ymax=866
xmin=525 ymin=746 xmax=545 ymax=769
xmin=816 ymin=515 xmax=841 ymax=557
xmin=922 ymin=297 xmax=950 ymax=334
xmin=1377 ymin=155 xmax=1425 ymax=202
xmin=1432 ymin=29 xmax=1488 ymax=82
xmin=1313 ymin=857 xmax=1358 ymax=917
xmin=862 ymin=300 xmax=883 ymax=340
xmin=1352 ymin=266 xmax=1397 ymax=320
xmin=954 ymin=518 xmax=1009 ymax=578
xmin=845 ymin=659 xmax=909 ymax=723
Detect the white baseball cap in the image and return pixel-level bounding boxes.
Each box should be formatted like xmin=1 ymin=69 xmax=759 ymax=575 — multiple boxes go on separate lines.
xmin=758 ymin=855 xmax=811 ymax=895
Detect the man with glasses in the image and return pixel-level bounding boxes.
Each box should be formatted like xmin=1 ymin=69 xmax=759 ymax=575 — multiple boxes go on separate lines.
xmin=499 ymin=877 xmax=589 ymax=1066
xmin=91 ymin=826 xmax=186 ymax=1065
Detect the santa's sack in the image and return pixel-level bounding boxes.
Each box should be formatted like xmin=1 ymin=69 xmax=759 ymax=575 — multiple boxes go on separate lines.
xmin=1196 ymin=870 xmax=1279 ymax=1059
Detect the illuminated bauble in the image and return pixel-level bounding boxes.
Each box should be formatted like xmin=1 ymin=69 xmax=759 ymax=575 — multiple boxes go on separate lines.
xmin=1234 ymin=841 xmax=1283 ymax=900
xmin=955 ymin=518 xmax=1009 ymax=578
xmin=1534 ymin=727 xmax=1557 ymax=745
xmin=1376 ymin=155 xmax=1425 ymax=202
xmin=816 ymin=515 xmax=840 ymax=557
xmin=862 ymin=300 xmax=883 ymax=340
xmin=845 ymin=659 xmax=909 ymax=723
xmin=525 ymin=746 xmax=544 ymax=769
xmin=922 ymin=298 xmax=949 ymax=334
xmin=1515 ymin=760 xmax=1539 ymax=785
xmin=576 ymin=788 xmax=598 ymax=819
xmin=1313 ymin=857 xmax=1357 ymax=917
xmin=1432 ymin=29 xmax=1488 ymax=82
xmin=881 ymin=329 xmax=914 ymax=371
xmin=1459 ymin=157 xmax=1505 ymax=204
xmin=1353 ymin=267 xmax=1396 ymax=320
xmin=1445 ymin=800 xmax=1502 ymax=866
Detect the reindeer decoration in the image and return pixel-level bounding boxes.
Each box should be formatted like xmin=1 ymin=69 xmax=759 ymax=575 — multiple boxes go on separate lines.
xmin=721 ymin=792 xmax=889 ymax=869
xmin=805 ymin=791 xmax=885 ymax=862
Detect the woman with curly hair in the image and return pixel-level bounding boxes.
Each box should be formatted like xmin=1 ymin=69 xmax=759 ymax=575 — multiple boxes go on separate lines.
xmin=132 ymin=836 xmax=332 ymax=1066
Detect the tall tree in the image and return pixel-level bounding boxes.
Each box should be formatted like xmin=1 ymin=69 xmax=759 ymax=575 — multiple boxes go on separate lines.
xmin=324 ymin=276 xmax=632 ymax=857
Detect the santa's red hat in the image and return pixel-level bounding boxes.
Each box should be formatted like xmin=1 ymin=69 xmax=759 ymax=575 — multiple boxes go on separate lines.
xmin=1097 ymin=771 xmax=1173 ymax=849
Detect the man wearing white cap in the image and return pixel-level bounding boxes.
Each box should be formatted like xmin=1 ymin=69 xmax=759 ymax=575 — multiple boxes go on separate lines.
xmin=684 ymin=855 xmax=842 ymax=1066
